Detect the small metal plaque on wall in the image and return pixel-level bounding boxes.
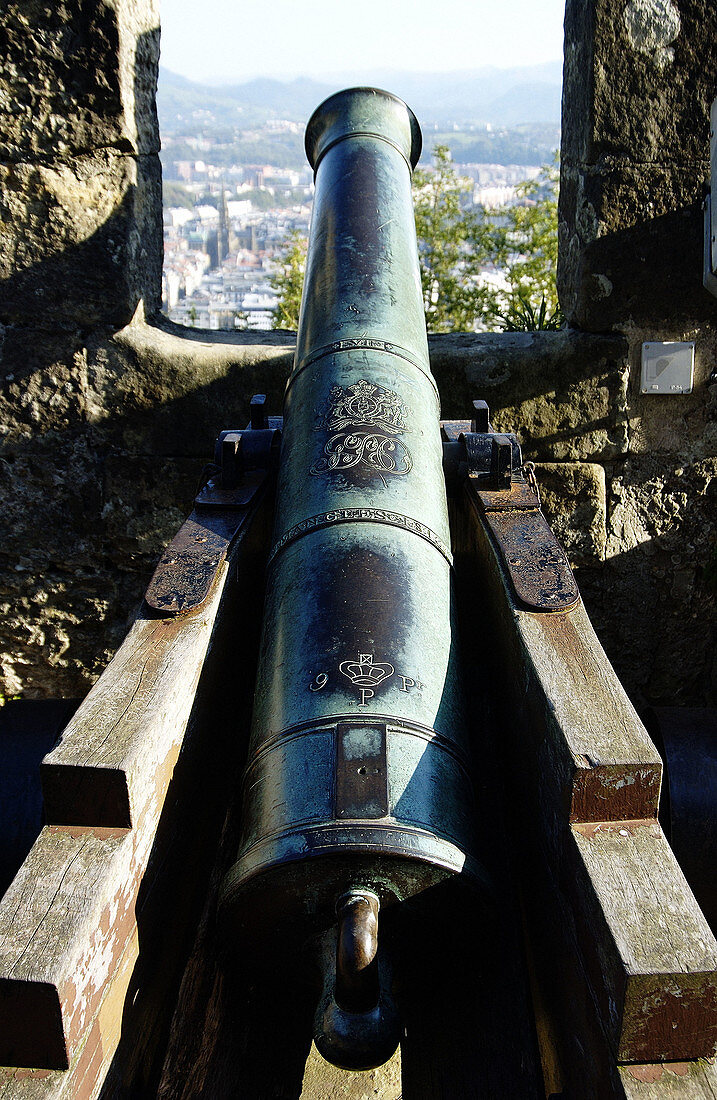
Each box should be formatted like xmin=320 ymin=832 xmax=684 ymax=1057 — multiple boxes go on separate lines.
xmin=640 ymin=341 xmax=694 ymax=394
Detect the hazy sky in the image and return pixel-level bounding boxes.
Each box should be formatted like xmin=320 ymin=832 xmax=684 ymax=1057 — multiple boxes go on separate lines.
xmin=159 ymin=0 xmax=566 ymax=83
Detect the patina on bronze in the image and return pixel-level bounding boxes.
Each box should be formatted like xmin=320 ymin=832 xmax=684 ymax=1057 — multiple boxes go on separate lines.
xmin=219 ymin=88 xmax=489 ymax=1070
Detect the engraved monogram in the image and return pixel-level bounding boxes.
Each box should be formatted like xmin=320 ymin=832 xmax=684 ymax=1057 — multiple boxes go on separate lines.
xmin=310 ymin=379 xmax=412 ymax=483
xmin=339 ymin=652 xmax=395 ymax=707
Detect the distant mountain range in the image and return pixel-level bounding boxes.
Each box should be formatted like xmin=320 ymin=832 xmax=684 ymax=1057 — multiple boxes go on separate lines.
xmin=158 ymin=62 xmax=562 ymax=132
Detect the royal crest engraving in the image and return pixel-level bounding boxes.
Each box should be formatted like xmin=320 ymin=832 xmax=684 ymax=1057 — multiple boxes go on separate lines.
xmin=310 ymin=379 xmax=412 ymax=483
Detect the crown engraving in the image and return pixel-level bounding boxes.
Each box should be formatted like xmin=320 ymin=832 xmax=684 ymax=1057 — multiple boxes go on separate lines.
xmin=339 ymin=652 xmax=395 ymax=689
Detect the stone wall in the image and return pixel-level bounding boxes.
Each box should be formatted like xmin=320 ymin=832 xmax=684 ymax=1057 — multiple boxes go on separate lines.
xmin=0 ymin=0 xmax=714 ymax=710
xmin=556 ymin=0 xmax=717 ymax=706
xmin=1 ymin=0 xmax=164 ymax=695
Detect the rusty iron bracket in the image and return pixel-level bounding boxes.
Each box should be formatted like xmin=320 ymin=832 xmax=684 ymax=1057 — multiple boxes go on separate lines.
xmin=145 ymin=395 xmax=282 ymax=616
xmin=443 ymin=400 xmax=579 ymax=614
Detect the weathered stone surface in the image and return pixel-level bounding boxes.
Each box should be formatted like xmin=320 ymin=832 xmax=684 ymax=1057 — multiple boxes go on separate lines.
xmin=559 ymin=0 xmax=717 ymax=330
xmin=98 ymin=320 xmax=294 ymax=457
xmin=0 ymin=321 xmax=295 ymax=697
xmin=2 ymin=321 xmax=715 ymax=709
xmin=559 ymin=163 xmax=711 ymax=331
xmin=430 ymin=328 xmax=630 ymax=460
xmin=102 ymin=455 xmax=195 ymax=561
xmin=578 ymin=452 xmax=717 ymax=707
xmin=0 ymin=322 xmax=621 ymax=697
xmin=0 ymin=0 xmax=162 ymax=331
xmin=563 ymin=0 xmax=715 ymax=166
xmin=0 ymin=152 xmax=162 ymax=331
xmin=0 ymin=0 xmax=160 ymax=161
xmin=535 ymin=462 xmax=607 ymax=565
xmin=625 ymin=327 xmax=717 ymax=457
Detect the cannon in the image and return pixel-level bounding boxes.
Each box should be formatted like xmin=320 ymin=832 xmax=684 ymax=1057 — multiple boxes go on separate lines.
xmin=139 ymin=88 xmax=717 ymax=1090
xmin=218 ymin=87 xmax=490 ymax=1071
xmin=134 ymin=85 xmax=580 ymax=1077
xmin=207 ymin=87 xmax=580 ymax=1071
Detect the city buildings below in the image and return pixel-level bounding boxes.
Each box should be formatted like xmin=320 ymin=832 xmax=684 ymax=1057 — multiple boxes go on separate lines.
xmin=162 ymin=167 xmax=313 ymax=329
xmin=161 ymin=160 xmax=542 ymax=331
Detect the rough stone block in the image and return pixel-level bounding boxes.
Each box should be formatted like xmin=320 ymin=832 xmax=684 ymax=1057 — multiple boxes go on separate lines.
xmin=93 ymin=323 xmax=294 ymax=457
xmin=0 ymin=0 xmax=162 ymax=331
xmin=626 ymin=332 xmax=717 ymax=457
xmin=559 ymin=0 xmax=717 ymax=330
xmin=534 ymin=461 xmax=607 ymax=565
xmin=429 ymin=329 xmax=630 ymax=461
xmin=0 ymin=0 xmax=160 ymax=162
xmin=0 ymin=325 xmax=294 ymax=699
xmin=605 ymin=455 xmax=716 ymax=560
xmin=593 ymin=453 xmax=717 ymax=706
xmin=101 ymin=455 xmax=196 ymax=562
xmin=563 ymin=0 xmax=717 ymax=166
xmin=559 ymin=163 xmax=712 ymax=330
xmin=0 ymin=151 xmax=162 ymax=331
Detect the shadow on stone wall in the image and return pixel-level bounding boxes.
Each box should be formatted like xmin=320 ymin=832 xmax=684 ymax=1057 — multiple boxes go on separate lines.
xmin=0 ymin=13 xmax=252 ymax=697
xmin=0 ymin=11 xmax=163 ymax=334
xmin=0 ymin=323 xmax=292 ymax=696
xmin=559 ymin=191 xmax=709 ymax=334
xmin=576 ymin=533 xmax=716 ymax=711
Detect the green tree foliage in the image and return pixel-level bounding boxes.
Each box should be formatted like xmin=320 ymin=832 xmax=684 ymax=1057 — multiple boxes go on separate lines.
xmin=489 ymin=158 xmax=562 ymax=326
xmin=162 ymin=180 xmax=194 ymax=210
xmin=413 ymin=147 xmax=562 ymax=332
xmin=271 ymin=229 xmax=307 ymax=329
xmin=244 ymin=188 xmax=276 ymax=211
xmin=412 ymin=146 xmax=495 ymax=332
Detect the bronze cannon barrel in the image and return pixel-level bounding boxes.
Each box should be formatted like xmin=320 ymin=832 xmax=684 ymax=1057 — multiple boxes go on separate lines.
xmin=220 ymin=87 xmax=487 ymax=1069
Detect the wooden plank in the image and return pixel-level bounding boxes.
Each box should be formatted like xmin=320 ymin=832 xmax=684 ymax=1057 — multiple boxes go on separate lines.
xmin=460 ymin=489 xmax=662 ymax=835
xmin=0 ymin=490 xmax=274 ymax=1096
xmin=520 ymin=607 xmax=663 ymax=821
xmin=0 ymin=826 xmax=137 ymax=1070
xmin=453 ymin=490 xmax=717 ymax=1088
xmin=568 ymin=821 xmax=717 ymax=1063
xmin=42 ymin=472 xmax=273 ymax=832
xmin=0 ymin=1071 xmax=69 ymax=1100
xmin=0 ymin=927 xmax=140 ymax=1100
xmin=41 ymin=565 xmax=233 ymax=829
xmin=619 ymin=1059 xmax=717 ymax=1098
